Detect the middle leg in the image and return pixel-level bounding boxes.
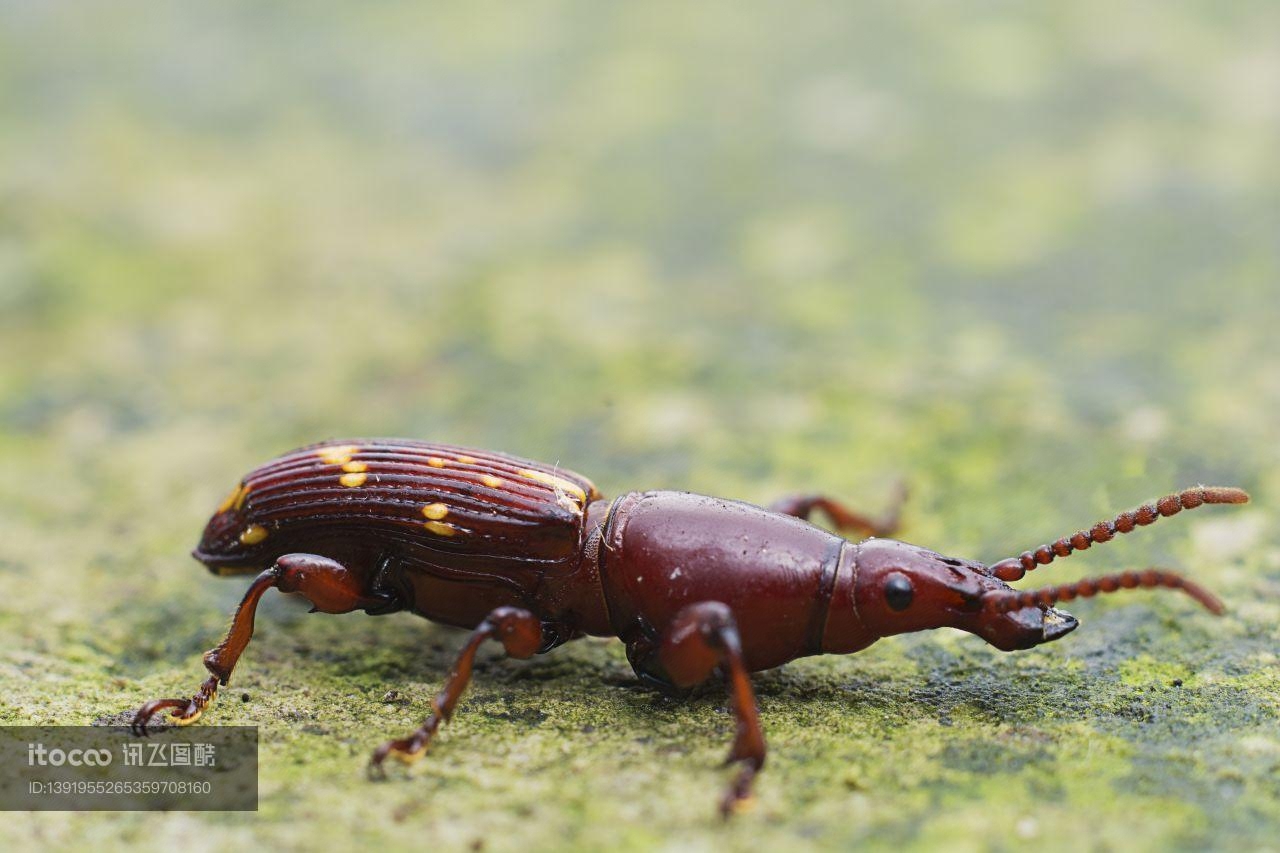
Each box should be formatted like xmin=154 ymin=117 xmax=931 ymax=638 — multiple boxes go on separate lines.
xmin=369 ymin=606 xmax=543 ymax=775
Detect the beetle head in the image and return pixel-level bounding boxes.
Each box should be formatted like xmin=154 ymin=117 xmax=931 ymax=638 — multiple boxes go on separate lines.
xmin=837 ymin=486 xmax=1246 ymax=653
xmin=193 ymin=481 xmax=272 ymax=575
xmin=851 ymin=539 xmax=1079 ymax=651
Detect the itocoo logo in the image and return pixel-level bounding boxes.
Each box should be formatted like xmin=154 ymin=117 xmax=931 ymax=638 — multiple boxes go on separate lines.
xmin=27 ymin=743 xmax=113 ymax=766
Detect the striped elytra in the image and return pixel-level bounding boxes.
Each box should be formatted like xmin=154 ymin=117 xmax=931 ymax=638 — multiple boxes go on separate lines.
xmin=201 ymin=440 xmax=602 ymax=585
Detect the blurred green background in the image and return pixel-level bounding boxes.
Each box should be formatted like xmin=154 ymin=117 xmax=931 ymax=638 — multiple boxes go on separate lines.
xmin=2 ymin=2 xmax=1278 ymax=851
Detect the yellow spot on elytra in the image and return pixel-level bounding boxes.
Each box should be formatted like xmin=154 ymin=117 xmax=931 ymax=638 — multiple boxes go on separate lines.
xmin=422 ymin=503 xmax=449 ymax=520
xmin=342 ymin=461 xmax=368 ymax=474
xmin=456 ymin=455 xmax=477 ymax=464
xmin=423 ymin=520 xmax=456 ymax=537
xmin=480 ymin=474 xmax=505 ymax=489
xmin=518 ymin=469 xmax=588 ymax=505
xmin=340 ymin=472 xmax=368 ymax=488
xmin=318 ymin=444 xmax=359 ymax=466
xmin=239 ymin=524 xmax=269 ymax=546
xmin=427 ymin=456 xmax=448 ymax=468
xmin=216 ymin=483 xmax=247 ymax=514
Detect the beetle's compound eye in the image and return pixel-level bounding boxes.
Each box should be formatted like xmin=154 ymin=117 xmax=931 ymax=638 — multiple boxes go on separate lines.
xmin=884 ymin=572 xmax=914 ymax=611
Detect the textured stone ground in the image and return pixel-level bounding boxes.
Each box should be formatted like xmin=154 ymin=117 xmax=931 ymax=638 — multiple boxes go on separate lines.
xmin=2 ymin=2 xmax=1278 ymax=851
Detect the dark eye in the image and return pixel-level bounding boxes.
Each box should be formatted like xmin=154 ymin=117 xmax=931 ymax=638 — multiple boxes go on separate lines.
xmin=884 ymin=573 xmax=914 ymax=611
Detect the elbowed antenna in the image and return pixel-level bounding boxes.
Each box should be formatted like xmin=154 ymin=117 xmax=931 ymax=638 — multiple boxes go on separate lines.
xmin=990 ymin=486 xmax=1249 ymax=582
xmin=983 ymin=569 xmax=1225 ymax=616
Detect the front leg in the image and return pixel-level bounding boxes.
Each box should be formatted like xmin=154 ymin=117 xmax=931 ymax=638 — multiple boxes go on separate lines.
xmin=653 ymin=601 xmax=767 ymax=817
xmin=131 ymin=553 xmax=393 ymax=733
xmin=770 ymin=480 xmax=907 ymax=538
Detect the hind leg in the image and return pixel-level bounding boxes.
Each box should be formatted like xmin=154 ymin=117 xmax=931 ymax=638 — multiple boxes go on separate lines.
xmin=132 ymin=553 xmax=395 ymax=733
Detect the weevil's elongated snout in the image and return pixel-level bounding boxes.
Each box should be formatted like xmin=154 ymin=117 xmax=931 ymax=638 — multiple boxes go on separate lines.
xmin=839 ymin=486 xmax=1246 ymax=653
xmin=970 ymin=601 xmax=1078 ymax=651
xmin=843 ymin=539 xmax=1080 ymax=652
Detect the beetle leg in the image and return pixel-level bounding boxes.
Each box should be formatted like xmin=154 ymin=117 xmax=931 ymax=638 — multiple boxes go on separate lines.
xmin=655 ymin=601 xmax=766 ymax=818
xmin=132 ymin=553 xmax=387 ymax=734
xmin=769 ymin=480 xmax=906 ymax=538
xmin=368 ymin=606 xmax=542 ymax=776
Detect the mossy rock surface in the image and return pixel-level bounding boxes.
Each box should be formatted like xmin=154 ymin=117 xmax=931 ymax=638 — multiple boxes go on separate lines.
xmin=2 ymin=2 xmax=1278 ymax=851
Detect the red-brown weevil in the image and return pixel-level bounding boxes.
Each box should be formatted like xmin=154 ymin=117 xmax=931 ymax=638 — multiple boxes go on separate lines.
xmin=132 ymin=439 xmax=1250 ymax=814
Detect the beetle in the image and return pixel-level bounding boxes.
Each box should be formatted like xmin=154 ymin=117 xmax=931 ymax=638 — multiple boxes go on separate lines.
xmin=131 ymin=439 xmax=1249 ymax=814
